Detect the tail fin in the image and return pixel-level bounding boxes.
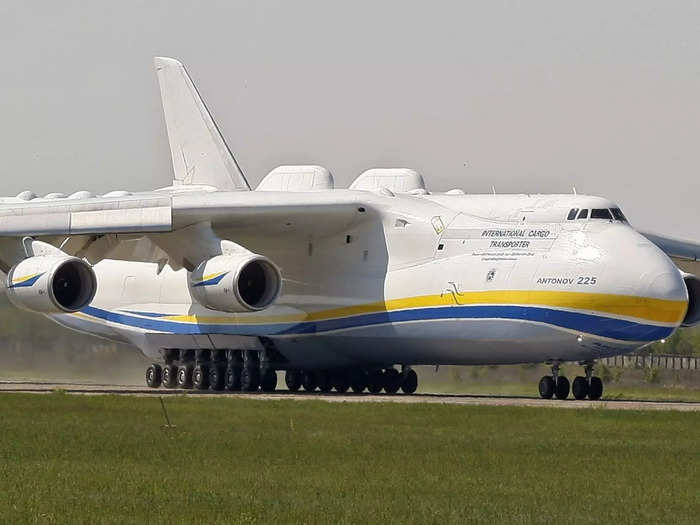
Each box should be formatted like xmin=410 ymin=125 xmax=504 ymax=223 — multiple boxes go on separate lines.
xmin=154 ymin=57 xmax=250 ymax=190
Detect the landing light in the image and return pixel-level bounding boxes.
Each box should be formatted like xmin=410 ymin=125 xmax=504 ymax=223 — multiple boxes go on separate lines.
xmin=577 ymin=335 xmax=583 ymax=343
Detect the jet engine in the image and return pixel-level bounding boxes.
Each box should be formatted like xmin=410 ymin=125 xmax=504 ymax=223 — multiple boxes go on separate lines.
xmin=681 ymin=273 xmax=700 ymax=327
xmin=189 ymin=253 xmax=282 ymax=312
xmin=6 ymin=256 xmax=97 ymax=314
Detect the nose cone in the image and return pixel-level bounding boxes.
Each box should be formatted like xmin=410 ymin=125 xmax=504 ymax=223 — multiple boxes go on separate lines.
xmin=590 ymin=226 xmax=689 ymax=331
xmin=595 ymin=226 xmax=687 ymax=301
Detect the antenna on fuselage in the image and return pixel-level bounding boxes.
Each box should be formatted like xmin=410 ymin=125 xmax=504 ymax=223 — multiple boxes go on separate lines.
xmin=572 ymin=186 xmax=577 ymax=195
xmin=491 ymin=185 xmax=496 ymax=196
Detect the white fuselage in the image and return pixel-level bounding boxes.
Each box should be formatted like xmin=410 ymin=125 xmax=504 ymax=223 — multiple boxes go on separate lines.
xmin=50 ymin=192 xmax=689 ymax=368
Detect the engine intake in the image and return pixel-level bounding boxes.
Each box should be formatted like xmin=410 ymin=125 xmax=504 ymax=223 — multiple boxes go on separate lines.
xmin=6 ymin=256 xmax=97 ymax=313
xmin=681 ymin=273 xmax=700 ymax=327
xmin=189 ymin=253 xmax=281 ymax=312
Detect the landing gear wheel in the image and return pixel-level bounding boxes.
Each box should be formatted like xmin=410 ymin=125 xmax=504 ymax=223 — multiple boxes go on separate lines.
xmin=588 ymin=376 xmax=603 ymax=400
xmin=332 ymin=371 xmax=350 ymax=393
xmin=285 ymin=370 xmax=301 ymax=392
xmin=176 ymin=365 xmax=193 ymax=389
xmin=400 ymin=369 xmax=418 ymax=394
xmin=146 ymin=364 xmax=162 ymax=388
xmin=301 ymin=370 xmax=317 ymax=392
xmin=349 ymin=370 xmax=368 ymax=393
xmin=383 ymin=369 xmax=401 ymax=394
xmin=225 ymin=366 xmax=241 ymax=391
xmin=315 ymin=370 xmax=332 ymax=393
xmin=538 ymin=376 xmax=555 ymax=399
xmin=241 ymin=366 xmax=260 ymax=392
xmin=162 ymin=365 xmax=178 ymax=389
xmin=572 ymin=376 xmax=589 ymax=400
xmin=209 ymin=365 xmax=225 ymax=391
xmin=367 ymin=370 xmax=384 ymax=394
xmin=554 ymin=376 xmax=570 ymax=400
xmin=193 ymin=365 xmax=209 ymax=390
xmin=260 ymin=369 xmax=277 ymax=392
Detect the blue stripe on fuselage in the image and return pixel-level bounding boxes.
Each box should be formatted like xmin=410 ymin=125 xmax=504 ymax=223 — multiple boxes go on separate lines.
xmin=79 ymin=304 xmax=674 ymax=342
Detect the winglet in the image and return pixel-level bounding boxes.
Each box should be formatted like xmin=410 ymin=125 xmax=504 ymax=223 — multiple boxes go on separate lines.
xmin=154 ymin=57 xmax=250 ymax=190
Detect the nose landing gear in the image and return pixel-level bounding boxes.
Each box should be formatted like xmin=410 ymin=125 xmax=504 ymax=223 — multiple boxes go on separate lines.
xmin=540 ymin=360 xmax=604 ymax=400
xmin=572 ymin=361 xmax=603 ymax=400
xmin=538 ymin=361 xmax=570 ymax=399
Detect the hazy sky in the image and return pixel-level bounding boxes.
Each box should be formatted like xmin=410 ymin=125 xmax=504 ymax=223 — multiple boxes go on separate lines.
xmin=1 ymin=1 xmax=698 ymax=238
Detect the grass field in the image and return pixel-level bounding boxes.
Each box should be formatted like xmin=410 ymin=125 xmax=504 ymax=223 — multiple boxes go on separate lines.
xmin=0 ymin=394 xmax=699 ymax=524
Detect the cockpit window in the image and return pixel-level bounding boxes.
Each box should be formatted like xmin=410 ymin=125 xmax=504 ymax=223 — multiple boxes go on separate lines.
xmin=591 ymin=208 xmax=613 ymax=220
xmin=577 ymin=209 xmax=588 ymax=219
xmin=610 ymin=208 xmax=628 ymax=222
xmin=567 ymin=208 xmax=579 ymax=220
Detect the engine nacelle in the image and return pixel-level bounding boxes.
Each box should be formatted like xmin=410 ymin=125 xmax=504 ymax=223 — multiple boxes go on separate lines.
xmin=6 ymin=256 xmax=97 ymax=314
xmin=189 ymin=254 xmax=282 ymax=312
xmin=681 ymin=272 xmax=700 ymax=327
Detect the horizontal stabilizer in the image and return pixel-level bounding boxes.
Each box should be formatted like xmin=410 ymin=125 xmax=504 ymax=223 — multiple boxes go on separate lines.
xmin=154 ymin=57 xmax=250 ymax=191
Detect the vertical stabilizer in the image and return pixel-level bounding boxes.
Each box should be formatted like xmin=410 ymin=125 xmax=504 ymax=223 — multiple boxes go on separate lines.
xmin=154 ymin=57 xmax=250 ymax=190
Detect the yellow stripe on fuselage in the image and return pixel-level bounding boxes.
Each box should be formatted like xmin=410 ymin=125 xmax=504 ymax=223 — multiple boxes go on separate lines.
xmin=160 ymin=290 xmax=688 ymax=326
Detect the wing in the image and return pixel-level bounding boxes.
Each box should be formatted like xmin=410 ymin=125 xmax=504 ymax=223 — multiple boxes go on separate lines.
xmin=0 ymin=192 xmax=172 ymax=237
xmin=0 ymin=189 xmax=374 ymax=270
xmin=642 ymin=231 xmax=700 ymax=274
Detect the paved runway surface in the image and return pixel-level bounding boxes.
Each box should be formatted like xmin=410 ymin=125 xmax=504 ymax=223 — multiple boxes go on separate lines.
xmin=2 ymin=380 xmax=700 ymax=411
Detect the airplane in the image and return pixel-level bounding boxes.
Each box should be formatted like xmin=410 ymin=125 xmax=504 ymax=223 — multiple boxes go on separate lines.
xmin=1 ymin=57 xmax=698 ymax=400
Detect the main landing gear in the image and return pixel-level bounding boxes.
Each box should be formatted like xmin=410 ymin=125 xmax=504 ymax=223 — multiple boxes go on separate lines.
xmin=284 ymin=367 xmax=418 ymax=395
xmin=145 ymin=349 xmax=280 ymax=393
xmin=538 ymin=361 xmax=603 ymax=400
xmin=146 ymin=356 xmax=420 ymax=396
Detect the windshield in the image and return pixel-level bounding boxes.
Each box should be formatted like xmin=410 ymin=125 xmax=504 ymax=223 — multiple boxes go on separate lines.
xmin=610 ymin=208 xmax=628 ymax=222
xmin=591 ymin=208 xmax=613 ymax=220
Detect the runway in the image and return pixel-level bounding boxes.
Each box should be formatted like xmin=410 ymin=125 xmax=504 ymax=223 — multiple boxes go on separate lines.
xmin=2 ymin=380 xmax=700 ymax=411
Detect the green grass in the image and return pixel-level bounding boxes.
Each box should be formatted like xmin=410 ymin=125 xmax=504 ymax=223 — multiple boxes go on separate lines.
xmin=0 ymin=394 xmax=699 ymax=524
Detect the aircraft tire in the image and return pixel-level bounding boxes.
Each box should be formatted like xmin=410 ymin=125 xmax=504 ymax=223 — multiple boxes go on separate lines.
xmin=383 ymin=369 xmax=401 ymax=394
xmin=332 ymin=371 xmax=350 ymax=393
xmin=367 ymin=370 xmax=384 ymax=394
xmin=162 ymin=365 xmax=178 ymax=389
xmin=588 ymin=377 xmax=603 ymax=400
xmin=260 ymin=369 xmax=277 ymax=392
xmin=193 ymin=364 xmax=209 ymax=390
xmin=225 ymin=366 xmax=242 ymax=391
xmin=241 ymin=366 xmax=260 ymax=392
xmin=400 ymin=369 xmax=418 ymax=394
xmin=554 ymin=376 xmax=570 ymax=400
xmin=316 ymin=370 xmax=332 ymax=393
xmin=176 ymin=365 xmax=193 ymax=389
xmin=538 ymin=376 xmax=555 ymax=399
xmin=146 ymin=364 xmax=162 ymax=388
xmin=285 ymin=370 xmax=301 ymax=392
xmin=572 ymin=376 xmax=589 ymax=400
xmin=209 ymin=365 xmax=225 ymax=391
xmin=349 ymin=370 xmax=368 ymax=393
xmin=301 ymin=370 xmax=317 ymax=392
